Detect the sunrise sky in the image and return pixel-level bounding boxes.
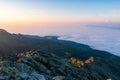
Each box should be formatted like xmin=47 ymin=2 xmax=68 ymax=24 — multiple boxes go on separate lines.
xmin=0 ymin=0 xmax=120 ymax=34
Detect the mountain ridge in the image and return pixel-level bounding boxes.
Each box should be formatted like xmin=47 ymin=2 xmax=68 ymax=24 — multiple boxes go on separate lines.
xmin=0 ymin=29 xmax=120 ymax=80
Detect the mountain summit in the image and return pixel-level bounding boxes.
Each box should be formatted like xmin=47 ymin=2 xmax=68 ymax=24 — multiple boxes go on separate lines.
xmin=0 ymin=29 xmax=10 ymax=35
xmin=0 ymin=29 xmax=8 ymax=32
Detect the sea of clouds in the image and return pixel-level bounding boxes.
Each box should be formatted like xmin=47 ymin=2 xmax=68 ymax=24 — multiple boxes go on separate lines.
xmin=39 ymin=23 xmax=120 ymax=56
xmin=59 ymin=26 xmax=120 ymax=56
xmin=17 ymin=23 xmax=120 ymax=56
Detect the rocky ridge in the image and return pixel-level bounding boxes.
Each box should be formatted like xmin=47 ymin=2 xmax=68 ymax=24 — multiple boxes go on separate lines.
xmin=0 ymin=50 xmax=117 ymax=80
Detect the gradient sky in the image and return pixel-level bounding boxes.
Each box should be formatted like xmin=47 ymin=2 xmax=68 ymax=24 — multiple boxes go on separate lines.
xmin=0 ymin=0 xmax=120 ymax=34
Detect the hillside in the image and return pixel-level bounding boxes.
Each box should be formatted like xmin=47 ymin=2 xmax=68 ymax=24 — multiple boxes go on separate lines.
xmin=0 ymin=29 xmax=119 ymax=60
xmin=0 ymin=29 xmax=120 ymax=80
xmin=0 ymin=50 xmax=119 ymax=80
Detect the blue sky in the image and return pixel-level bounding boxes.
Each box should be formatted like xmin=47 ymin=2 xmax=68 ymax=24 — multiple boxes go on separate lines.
xmin=0 ymin=0 xmax=120 ymax=33
xmin=0 ymin=0 xmax=120 ymax=22
xmin=7 ymin=0 xmax=120 ymax=15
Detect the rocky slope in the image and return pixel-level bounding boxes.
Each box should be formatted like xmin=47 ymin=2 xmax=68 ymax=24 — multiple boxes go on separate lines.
xmin=0 ymin=50 xmax=119 ymax=80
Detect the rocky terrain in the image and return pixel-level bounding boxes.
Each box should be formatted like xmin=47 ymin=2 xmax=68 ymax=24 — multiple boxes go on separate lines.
xmin=0 ymin=50 xmax=119 ymax=80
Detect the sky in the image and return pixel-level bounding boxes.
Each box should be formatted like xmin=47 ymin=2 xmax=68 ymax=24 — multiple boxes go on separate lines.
xmin=0 ymin=0 xmax=120 ymax=56
xmin=0 ymin=0 xmax=120 ymax=34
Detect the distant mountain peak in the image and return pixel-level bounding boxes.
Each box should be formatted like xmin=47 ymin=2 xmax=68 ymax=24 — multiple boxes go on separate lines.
xmin=0 ymin=29 xmax=9 ymax=34
xmin=0 ymin=29 xmax=7 ymax=32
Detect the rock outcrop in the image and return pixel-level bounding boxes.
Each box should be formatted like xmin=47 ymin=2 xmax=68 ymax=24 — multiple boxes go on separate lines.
xmin=0 ymin=50 xmax=117 ymax=80
xmin=85 ymin=57 xmax=94 ymax=64
xmin=69 ymin=57 xmax=94 ymax=67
